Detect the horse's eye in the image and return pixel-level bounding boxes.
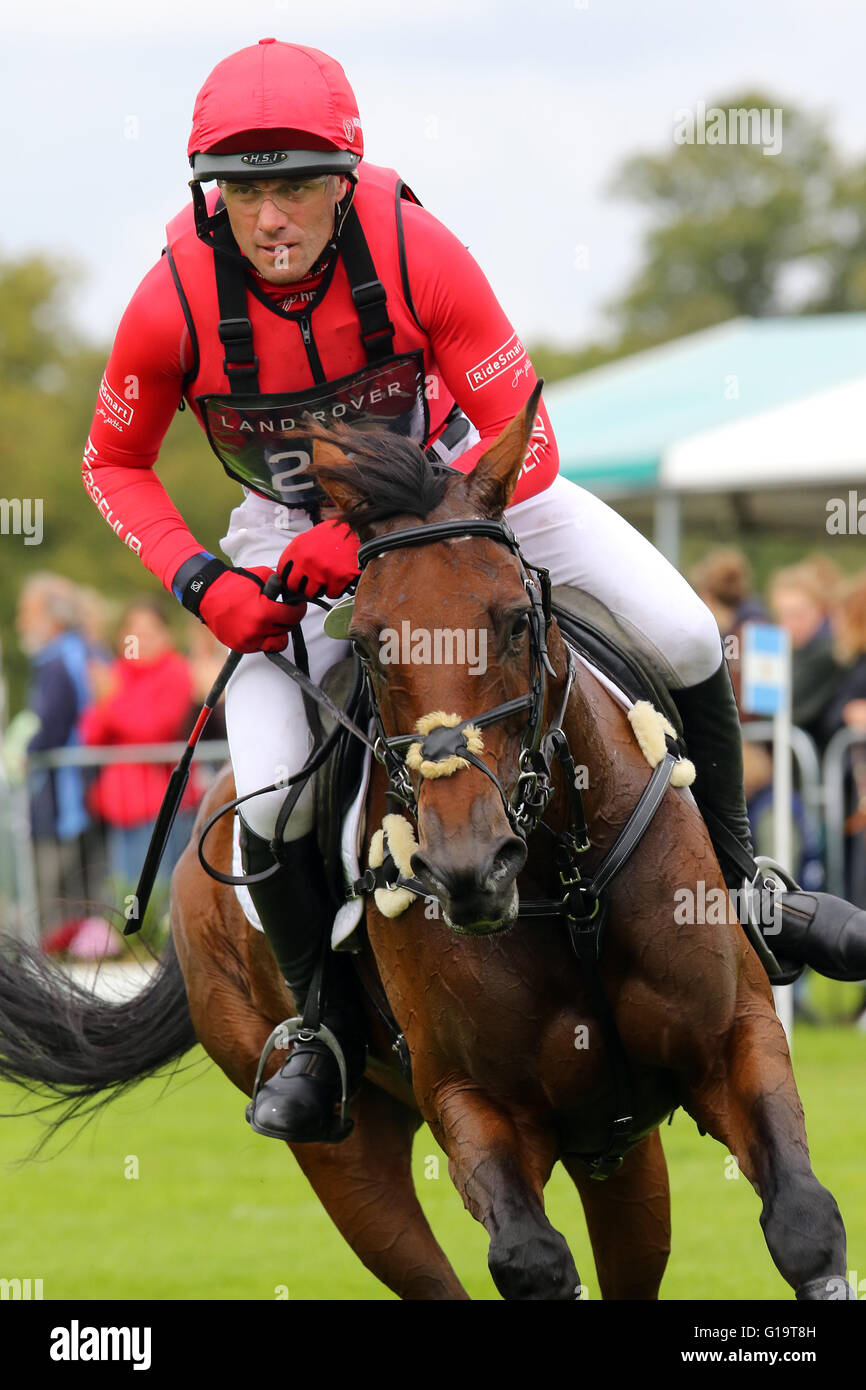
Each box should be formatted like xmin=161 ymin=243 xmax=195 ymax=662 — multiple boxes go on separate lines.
xmin=351 ymin=638 xmax=371 ymax=662
xmin=509 ymin=613 xmax=530 ymax=642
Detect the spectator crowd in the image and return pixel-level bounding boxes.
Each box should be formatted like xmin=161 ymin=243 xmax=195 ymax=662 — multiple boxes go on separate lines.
xmin=4 ymin=574 xmax=227 ymax=957
xmin=692 ymin=550 xmax=866 ymax=1020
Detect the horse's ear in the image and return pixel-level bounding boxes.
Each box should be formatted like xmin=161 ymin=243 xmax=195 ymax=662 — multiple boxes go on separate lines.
xmin=310 ymin=436 xmax=362 ymax=518
xmin=463 ymin=380 xmax=544 ymax=517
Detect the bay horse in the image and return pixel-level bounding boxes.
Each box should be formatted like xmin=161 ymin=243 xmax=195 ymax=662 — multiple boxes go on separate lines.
xmin=0 ymin=390 xmax=853 ymax=1300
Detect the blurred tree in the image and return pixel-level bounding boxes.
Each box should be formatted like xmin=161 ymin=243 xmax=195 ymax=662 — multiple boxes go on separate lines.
xmin=0 ymin=256 xmax=80 ymax=386
xmin=814 ymin=161 xmax=866 ymax=312
xmin=528 ymin=90 xmax=866 ymax=380
xmin=0 ymin=254 xmax=238 ymax=714
xmin=607 ymin=91 xmax=836 ymax=337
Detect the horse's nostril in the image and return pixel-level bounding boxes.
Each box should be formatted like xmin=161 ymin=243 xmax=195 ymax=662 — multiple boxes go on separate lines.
xmin=410 ymin=851 xmax=445 ymax=897
xmin=490 ymin=836 xmax=527 ymax=886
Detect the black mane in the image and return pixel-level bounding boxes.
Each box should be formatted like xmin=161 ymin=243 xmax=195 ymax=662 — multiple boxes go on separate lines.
xmin=312 ymin=422 xmax=451 ymax=528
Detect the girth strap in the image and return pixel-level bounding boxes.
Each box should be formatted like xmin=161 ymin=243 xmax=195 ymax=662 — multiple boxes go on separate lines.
xmin=565 ymin=893 xmax=635 ymax=1179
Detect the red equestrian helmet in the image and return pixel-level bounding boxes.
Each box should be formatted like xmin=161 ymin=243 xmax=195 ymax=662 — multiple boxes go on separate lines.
xmin=188 ymin=38 xmax=363 ymax=183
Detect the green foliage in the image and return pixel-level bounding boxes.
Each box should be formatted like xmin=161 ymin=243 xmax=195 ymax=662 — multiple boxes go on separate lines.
xmin=0 ymin=255 xmax=239 ymax=713
xmin=0 ymin=256 xmax=81 ymax=386
xmin=817 ymin=160 xmax=866 ymax=312
xmin=608 ymin=91 xmax=834 ymax=334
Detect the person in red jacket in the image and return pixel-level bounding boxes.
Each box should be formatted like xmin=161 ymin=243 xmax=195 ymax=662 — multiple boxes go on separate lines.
xmin=80 ymin=600 xmax=200 ymax=887
xmin=82 ymin=39 xmax=864 ymax=1144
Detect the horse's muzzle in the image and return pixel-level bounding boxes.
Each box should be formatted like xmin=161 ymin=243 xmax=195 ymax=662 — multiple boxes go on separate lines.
xmin=411 ymin=836 xmax=527 ymax=935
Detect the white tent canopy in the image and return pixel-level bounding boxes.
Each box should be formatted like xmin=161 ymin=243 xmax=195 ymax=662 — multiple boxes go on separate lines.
xmin=664 ymin=374 xmax=866 ymax=491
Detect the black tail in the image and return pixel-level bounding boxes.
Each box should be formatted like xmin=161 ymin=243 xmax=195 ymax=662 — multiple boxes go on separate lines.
xmin=0 ymin=933 xmax=198 ymax=1151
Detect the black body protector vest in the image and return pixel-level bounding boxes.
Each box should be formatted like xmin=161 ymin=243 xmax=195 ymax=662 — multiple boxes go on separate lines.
xmin=193 ymin=187 xmax=473 ymax=522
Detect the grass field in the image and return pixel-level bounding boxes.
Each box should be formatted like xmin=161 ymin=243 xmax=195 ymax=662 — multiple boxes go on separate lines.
xmin=0 ymin=1021 xmax=863 ymax=1301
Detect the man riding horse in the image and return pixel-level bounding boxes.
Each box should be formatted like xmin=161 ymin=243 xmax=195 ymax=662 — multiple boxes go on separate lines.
xmin=83 ymin=38 xmax=865 ymax=1144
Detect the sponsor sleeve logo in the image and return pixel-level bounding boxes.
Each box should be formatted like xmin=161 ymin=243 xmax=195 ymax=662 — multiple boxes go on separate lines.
xmin=98 ymin=375 xmax=135 ymax=428
xmin=81 ymin=436 xmax=142 ymax=555
xmin=520 ymin=412 xmax=548 ymax=477
xmin=465 ymin=332 xmax=526 ymax=392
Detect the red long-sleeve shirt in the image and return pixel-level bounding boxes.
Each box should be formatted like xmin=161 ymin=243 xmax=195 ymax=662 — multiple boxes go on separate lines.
xmin=82 ymin=164 xmax=559 ymax=591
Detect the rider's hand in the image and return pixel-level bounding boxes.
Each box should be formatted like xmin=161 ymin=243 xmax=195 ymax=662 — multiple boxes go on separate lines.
xmin=198 ymin=566 xmax=306 ymax=653
xmin=277 ymin=521 xmax=360 ymax=601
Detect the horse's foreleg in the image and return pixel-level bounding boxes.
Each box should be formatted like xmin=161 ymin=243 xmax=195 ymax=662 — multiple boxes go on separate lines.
xmin=563 ymin=1128 xmax=671 ymax=1299
xmin=428 ymin=1077 xmax=579 ymax=1300
xmin=684 ymin=974 xmax=852 ymax=1300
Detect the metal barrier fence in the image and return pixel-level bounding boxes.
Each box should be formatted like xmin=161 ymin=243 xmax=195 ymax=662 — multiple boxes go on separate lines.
xmin=2 ymin=743 xmax=229 ymax=947
xmin=741 ymin=721 xmax=824 ymax=825
xmin=822 ymin=727 xmax=866 ymax=900
xmin=3 ymin=728 xmax=865 ymax=944
xmin=739 ymin=723 xmax=865 ymax=900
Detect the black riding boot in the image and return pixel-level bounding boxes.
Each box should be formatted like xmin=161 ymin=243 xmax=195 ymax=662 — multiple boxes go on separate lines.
xmin=671 ymin=658 xmax=866 ymax=983
xmin=239 ymin=820 xmax=367 ymax=1141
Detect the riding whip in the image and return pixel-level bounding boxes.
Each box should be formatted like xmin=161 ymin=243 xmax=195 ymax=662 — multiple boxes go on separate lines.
xmin=124 ymin=572 xmax=284 ymax=936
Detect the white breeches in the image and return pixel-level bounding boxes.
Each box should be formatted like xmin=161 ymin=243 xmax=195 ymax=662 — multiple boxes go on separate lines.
xmin=220 ymin=477 xmax=723 ymax=841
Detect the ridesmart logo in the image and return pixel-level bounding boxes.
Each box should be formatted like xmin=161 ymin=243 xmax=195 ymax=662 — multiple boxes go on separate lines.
xmin=465 ymin=332 xmax=526 ymax=391
xmin=98 ymin=374 xmax=135 ymax=429
xmin=379 ymin=622 xmax=488 ymax=675
xmin=49 ymin=1321 xmax=152 ymax=1370
xmin=673 ymin=102 xmax=783 ymax=156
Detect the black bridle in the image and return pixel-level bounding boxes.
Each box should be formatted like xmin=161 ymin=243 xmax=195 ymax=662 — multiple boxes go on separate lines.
xmin=353 ymin=516 xmax=579 ymax=843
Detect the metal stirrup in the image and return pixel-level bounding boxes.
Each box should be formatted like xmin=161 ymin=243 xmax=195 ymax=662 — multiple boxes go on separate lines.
xmin=249 ymin=1017 xmax=352 ymax=1130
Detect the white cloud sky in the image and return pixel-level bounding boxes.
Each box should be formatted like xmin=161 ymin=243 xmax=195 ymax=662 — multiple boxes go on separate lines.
xmin=3 ymin=0 xmax=866 ymax=351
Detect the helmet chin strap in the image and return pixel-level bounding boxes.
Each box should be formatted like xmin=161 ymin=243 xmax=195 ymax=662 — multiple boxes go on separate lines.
xmin=333 ymin=176 xmax=357 ymax=238
xmin=307 ymin=178 xmax=358 ymax=277
xmin=190 ymin=179 xmax=232 ymax=247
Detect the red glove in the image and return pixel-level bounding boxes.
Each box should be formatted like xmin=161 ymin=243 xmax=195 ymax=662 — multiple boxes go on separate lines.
xmin=198 ymin=566 xmax=306 ymax=653
xmin=278 ymin=521 xmax=360 ymax=601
